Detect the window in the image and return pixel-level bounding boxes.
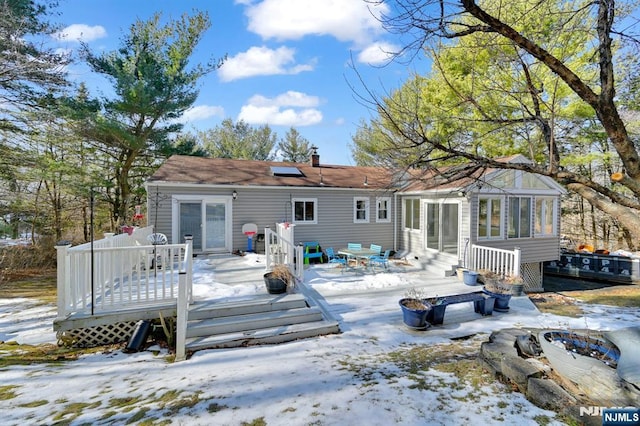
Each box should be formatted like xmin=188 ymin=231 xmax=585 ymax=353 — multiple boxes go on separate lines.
xmin=292 ymin=198 xmax=317 ymax=224
xmin=376 ymin=197 xmax=391 ymax=223
xmin=404 ymin=198 xmax=420 ymax=230
xmin=535 ymin=197 xmax=556 ymax=236
xmin=478 ymin=197 xmax=503 ymax=239
xmin=353 ymin=197 xmax=369 ymax=223
xmin=508 ymin=197 xmax=531 ymax=238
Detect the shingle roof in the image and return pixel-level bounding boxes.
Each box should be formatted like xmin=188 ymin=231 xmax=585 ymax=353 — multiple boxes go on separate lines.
xmin=148 ymin=155 xmax=396 ymax=190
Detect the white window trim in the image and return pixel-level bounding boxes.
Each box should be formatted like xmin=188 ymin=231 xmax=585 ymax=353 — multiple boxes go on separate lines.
xmin=535 ymin=197 xmax=557 ymax=237
xmin=376 ymin=197 xmax=391 ymax=223
xmin=353 ymin=197 xmax=370 ymax=223
xmin=292 ymin=198 xmax=318 ymax=225
xmin=404 ymin=197 xmax=421 ymax=231
xmin=478 ymin=196 xmax=504 ymax=240
xmin=507 ymin=196 xmax=532 ymax=239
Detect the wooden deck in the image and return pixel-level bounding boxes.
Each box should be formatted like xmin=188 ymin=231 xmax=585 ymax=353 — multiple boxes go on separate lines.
xmin=54 ymin=253 xmax=488 ymax=353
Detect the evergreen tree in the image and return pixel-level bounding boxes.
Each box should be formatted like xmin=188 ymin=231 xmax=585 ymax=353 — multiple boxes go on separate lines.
xmin=277 ymin=128 xmax=311 ymax=162
xmin=200 ymin=118 xmax=276 ymax=160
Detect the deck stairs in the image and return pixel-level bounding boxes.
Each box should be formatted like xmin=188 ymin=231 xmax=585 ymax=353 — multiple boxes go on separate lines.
xmin=403 ymin=251 xmax=460 ymax=277
xmin=184 ymin=292 xmax=340 ymax=353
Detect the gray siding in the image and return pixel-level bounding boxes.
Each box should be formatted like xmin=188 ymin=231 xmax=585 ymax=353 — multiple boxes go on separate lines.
xmin=468 ymin=193 xmax=561 ymax=263
xmin=147 ymin=184 xmax=395 ymax=253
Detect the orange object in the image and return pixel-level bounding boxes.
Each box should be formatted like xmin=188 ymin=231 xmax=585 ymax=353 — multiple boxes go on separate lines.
xmin=578 ymin=244 xmax=594 ymax=253
xmin=611 ymin=172 xmax=624 ymax=182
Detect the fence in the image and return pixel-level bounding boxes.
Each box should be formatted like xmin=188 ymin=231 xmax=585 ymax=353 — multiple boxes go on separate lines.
xmin=470 ymin=244 xmax=521 ymax=277
xmin=56 ymin=227 xmax=193 ymax=317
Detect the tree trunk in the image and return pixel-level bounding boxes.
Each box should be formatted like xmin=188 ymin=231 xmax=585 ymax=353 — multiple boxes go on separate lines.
xmin=567 ymin=183 xmax=640 ymax=243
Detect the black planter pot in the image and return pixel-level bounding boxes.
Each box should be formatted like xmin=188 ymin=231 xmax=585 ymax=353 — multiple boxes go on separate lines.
xmin=263 ymin=273 xmax=288 ymax=294
xmin=482 ymin=287 xmax=511 ymax=312
xmin=427 ymin=303 xmax=447 ymax=325
xmin=399 ymin=298 xmax=431 ymax=330
xmin=473 ymin=296 xmax=495 ymax=316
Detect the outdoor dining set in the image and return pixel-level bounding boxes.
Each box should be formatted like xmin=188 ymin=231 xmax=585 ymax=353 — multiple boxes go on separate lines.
xmin=326 ymin=243 xmax=391 ymax=272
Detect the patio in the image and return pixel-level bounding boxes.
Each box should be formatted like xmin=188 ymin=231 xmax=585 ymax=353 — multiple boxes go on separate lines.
xmin=194 ymin=253 xmax=541 ymax=340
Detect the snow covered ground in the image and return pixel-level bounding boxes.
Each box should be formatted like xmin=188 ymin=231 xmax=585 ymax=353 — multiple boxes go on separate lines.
xmin=2 ymin=253 xmax=639 ymax=425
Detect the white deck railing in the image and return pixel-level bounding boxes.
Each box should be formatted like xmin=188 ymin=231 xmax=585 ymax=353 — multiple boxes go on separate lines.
xmin=55 ymin=227 xmax=193 ymax=317
xmin=265 ymin=223 xmax=304 ymax=280
xmin=470 ymin=244 xmax=521 ymax=277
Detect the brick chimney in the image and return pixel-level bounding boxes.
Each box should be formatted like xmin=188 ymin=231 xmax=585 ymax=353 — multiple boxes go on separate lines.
xmin=310 ymin=145 xmax=320 ymax=167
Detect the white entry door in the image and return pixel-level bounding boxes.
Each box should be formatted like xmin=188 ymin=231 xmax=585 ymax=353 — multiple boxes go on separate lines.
xmin=173 ymin=196 xmax=232 ymax=253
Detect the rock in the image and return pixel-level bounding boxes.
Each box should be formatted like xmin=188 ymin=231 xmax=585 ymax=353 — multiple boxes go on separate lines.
xmin=501 ymin=356 xmax=544 ymax=392
xmin=526 ymin=377 xmax=576 ymax=410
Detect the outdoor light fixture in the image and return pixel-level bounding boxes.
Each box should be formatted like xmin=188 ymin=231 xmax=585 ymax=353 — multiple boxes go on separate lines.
xmin=232 ymin=190 xmax=238 ymax=200
xmin=364 ymin=176 xmax=368 ymax=186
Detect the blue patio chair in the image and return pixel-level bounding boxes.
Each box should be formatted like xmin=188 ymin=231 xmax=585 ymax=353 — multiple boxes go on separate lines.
xmin=369 ymin=244 xmax=382 ymax=255
xmin=325 ymin=247 xmax=347 ymax=270
xmin=369 ymin=249 xmax=391 ymax=271
xmin=345 ymin=243 xmax=362 ymax=266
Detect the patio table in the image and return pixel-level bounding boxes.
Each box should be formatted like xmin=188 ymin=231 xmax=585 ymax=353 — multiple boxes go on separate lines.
xmin=338 ymin=247 xmax=380 ymax=271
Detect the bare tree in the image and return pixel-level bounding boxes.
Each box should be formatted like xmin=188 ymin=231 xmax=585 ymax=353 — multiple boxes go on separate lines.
xmin=362 ymin=0 xmax=640 ymax=241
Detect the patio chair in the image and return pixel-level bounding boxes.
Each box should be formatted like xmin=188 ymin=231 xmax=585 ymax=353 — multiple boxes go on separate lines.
xmin=369 ymin=244 xmax=382 ymax=255
xmin=147 ymin=233 xmax=168 ymax=268
xmin=147 ymin=233 xmax=168 ymax=245
xmin=347 ymin=242 xmax=362 ymax=250
xmin=325 ymin=247 xmax=347 ymax=271
xmin=346 ymin=243 xmax=362 ymax=266
xmin=369 ymin=249 xmax=391 ymax=271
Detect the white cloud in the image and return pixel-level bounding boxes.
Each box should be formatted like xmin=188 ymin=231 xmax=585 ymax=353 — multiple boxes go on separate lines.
xmin=248 ymin=91 xmax=320 ymax=108
xmin=238 ymin=91 xmax=322 ymax=126
xmin=243 ymin=0 xmax=388 ymax=45
xmin=53 ymin=24 xmax=107 ymax=42
xmin=218 ymin=46 xmax=314 ymax=82
xmin=178 ymin=105 xmax=225 ymax=123
xmin=357 ymin=42 xmax=400 ymax=65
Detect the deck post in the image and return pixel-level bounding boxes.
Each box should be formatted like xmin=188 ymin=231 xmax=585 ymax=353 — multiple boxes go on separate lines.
xmin=55 ymin=241 xmax=72 ymax=317
xmin=175 ymin=271 xmax=188 ymax=361
xmin=295 ymin=244 xmax=304 ymax=280
xmin=184 ymin=235 xmax=194 ymax=303
xmin=513 ymin=247 xmax=521 ymax=276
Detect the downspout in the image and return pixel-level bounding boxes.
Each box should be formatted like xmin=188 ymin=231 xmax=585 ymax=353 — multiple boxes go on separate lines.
xmin=393 ymin=192 xmax=398 ymax=252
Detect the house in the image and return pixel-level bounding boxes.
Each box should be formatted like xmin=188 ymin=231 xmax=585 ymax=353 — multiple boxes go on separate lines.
xmin=145 ymin=150 xmax=398 ymax=255
xmin=397 ymin=154 xmax=567 ymax=291
xmin=147 ymin=152 xmax=566 ymax=290
xmin=53 ymin=151 xmax=566 ymax=355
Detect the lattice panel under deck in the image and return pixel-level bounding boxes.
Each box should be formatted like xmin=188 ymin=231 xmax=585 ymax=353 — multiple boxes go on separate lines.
xmin=522 ymin=262 xmax=543 ymax=292
xmin=57 ymin=321 xmax=139 ymax=348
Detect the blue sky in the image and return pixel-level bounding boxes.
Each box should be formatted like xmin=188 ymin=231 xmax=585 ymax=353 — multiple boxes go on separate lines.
xmin=51 ymin=0 xmax=431 ymax=165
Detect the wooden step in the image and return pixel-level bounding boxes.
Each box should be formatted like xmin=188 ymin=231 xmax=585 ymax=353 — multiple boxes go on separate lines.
xmin=188 ymin=293 xmax=308 ymax=320
xmin=185 ymin=319 xmax=340 ymax=351
xmin=186 ymin=306 xmax=324 ymax=338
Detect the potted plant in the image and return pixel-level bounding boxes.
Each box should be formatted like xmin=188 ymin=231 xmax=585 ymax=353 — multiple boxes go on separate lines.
xmin=263 ymin=264 xmax=295 ymax=294
xmin=462 ymin=269 xmax=479 ymax=286
xmin=482 ymin=278 xmax=512 ymax=312
xmin=424 ymin=295 xmax=447 ymax=325
xmin=504 ymin=274 xmax=525 ymax=296
xmin=399 ymin=288 xmax=432 ymax=330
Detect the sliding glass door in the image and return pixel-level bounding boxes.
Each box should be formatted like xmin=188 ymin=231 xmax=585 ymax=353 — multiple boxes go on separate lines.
xmin=174 ymin=196 xmax=232 ymax=253
xmin=425 ymin=201 xmax=459 ymax=256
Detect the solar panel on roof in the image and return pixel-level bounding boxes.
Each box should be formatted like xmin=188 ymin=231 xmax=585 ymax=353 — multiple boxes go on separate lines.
xmin=271 ymin=166 xmax=304 ymax=177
